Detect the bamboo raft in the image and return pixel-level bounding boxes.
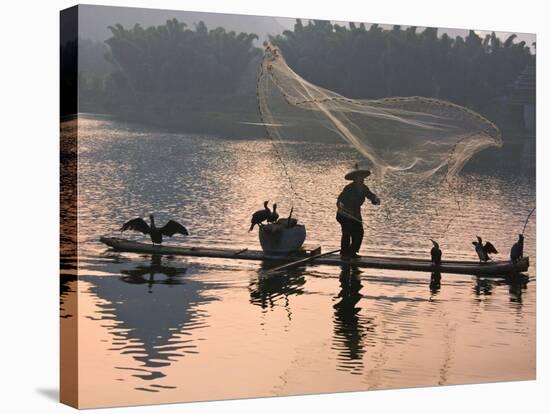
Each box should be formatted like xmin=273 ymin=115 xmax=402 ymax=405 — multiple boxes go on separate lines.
xmin=100 ymin=237 xmax=529 ymax=276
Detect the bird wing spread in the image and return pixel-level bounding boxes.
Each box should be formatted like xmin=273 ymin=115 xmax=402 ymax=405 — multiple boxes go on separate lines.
xmin=160 ymin=220 xmax=189 ymax=236
xmin=484 ymin=241 xmax=498 ymax=254
xmin=120 ymin=218 xmax=150 ymax=234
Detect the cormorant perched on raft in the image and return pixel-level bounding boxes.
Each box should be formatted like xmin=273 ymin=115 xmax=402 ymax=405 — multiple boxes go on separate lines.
xmin=430 ymin=239 xmax=442 ymax=266
xmin=121 ymin=214 xmax=189 ymax=245
xmin=510 ymin=234 xmax=524 ymax=262
xmin=267 ymin=203 xmax=279 ymax=223
xmin=472 ymin=236 xmax=498 ymax=262
xmin=249 ymin=201 xmax=271 ymax=231
xmin=263 ymin=206 xmax=298 ymax=234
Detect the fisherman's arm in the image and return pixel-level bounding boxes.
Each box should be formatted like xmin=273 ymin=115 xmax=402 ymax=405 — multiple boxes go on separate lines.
xmin=365 ymin=186 xmax=381 ymax=205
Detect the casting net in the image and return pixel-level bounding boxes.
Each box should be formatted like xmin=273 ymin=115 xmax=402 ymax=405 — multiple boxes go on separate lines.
xmin=257 ymin=44 xmax=502 ymax=180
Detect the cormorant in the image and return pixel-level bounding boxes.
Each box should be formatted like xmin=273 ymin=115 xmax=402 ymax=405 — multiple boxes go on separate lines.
xmin=510 ymin=234 xmax=524 ymax=262
xmin=120 ymin=214 xmax=189 ymax=245
xmin=430 ymin=239 xmax=442 ymax=265
xmin=267 ymin=203 xmax=279 ymax=223
xmin=249 ymin=201 xmax=271 ymax=231
xmin=472 ymin=236 xmax=498 ymax=262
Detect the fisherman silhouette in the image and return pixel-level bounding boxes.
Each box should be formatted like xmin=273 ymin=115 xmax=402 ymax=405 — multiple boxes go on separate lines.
xmin=336 ymin=165 xmax=380 ymax=258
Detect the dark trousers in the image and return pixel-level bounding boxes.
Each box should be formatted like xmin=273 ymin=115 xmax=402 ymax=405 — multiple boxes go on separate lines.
xmin=336 ymin=214 xmax=364 ymax=256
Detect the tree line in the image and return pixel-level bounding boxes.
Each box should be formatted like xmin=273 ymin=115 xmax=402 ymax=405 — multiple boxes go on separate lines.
xmin=77 ymin=18 xmax=534 ymax=133
xmin=104 ymin=18 xmax=260 ymax=95
xmin=270 ymin=20 xmax=534 ymax=110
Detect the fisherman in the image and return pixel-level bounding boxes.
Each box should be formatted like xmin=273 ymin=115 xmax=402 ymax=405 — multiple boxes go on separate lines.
xmin=336 ymin=166 xmax=380 ymax=259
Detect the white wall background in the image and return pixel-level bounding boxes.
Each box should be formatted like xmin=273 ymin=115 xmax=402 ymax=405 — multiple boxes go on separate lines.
xmin=0 ymin=0 xmax=546 ymax=413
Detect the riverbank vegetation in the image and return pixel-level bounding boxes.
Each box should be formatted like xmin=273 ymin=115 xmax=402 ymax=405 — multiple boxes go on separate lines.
xmin=76 ymin=18 xmax=535 ymax=137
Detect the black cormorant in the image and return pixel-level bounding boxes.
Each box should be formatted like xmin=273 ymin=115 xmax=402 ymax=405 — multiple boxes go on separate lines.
xmin=472 ymin=236 xmax=498 ymax=262
xmin=249 ymin=201 xmax=271 ymax=231
xmin=430 ymin=239 xmax=442 ymax=265
xmin=510 ymin=234 xmax=524 ymax=262
xmin=267 ymin=203 xmax=279 ymax=223
xmin=121 ymin=214 xmax=189 ymax=245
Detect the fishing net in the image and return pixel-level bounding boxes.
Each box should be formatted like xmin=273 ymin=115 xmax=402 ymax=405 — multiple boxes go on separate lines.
xmin=256 ymin=44 xmax=503 ymax=236
xmin=257 ymin=43 xmax=502 ymax=182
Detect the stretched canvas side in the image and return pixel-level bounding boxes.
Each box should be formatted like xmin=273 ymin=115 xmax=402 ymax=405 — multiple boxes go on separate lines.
xmin=60 ymin=5 xmax=79 ymax=408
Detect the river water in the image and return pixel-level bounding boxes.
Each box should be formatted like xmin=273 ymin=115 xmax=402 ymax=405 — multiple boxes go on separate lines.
xmin=61 ymin=114 xmax=536 ymax=408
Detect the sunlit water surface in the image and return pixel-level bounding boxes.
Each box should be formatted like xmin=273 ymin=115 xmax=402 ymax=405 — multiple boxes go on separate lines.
xmin=61 ymin=115 xmax=535 ymax=408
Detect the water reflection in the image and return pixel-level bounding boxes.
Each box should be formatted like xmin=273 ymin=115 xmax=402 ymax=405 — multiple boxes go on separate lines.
xmin=505 ymin=274 xmax=529 ymax=304
xmin=474 ymin=276 xmax=494 ymax=296
xmin=473 ymin=274 xmax=529 ymax=304
xmin=332 ymin=264 xmax=374 ymax=375
xmin=429 ymin=272 xmax=442 ymax=295
xmin=60 ymin=275 xmax=76 ymax=318
xmin=80 ymin=256 xmax=219 ymax=392
xmin=249 ymin=263 xmax=306 ymax=313
xmin=60 ymin=119 xmax=78 ymax=319
xmin=120 ymin=254 xmax=188 ymax=293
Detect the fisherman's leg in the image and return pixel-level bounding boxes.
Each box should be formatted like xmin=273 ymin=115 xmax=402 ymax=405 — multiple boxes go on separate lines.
xmin=351 ymin=222 xmax=364 ymax=254
xmin=341 ymin=222 xmax=353 ymax=256
xmin=337 ymin=215 xmax=352 ymax=256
